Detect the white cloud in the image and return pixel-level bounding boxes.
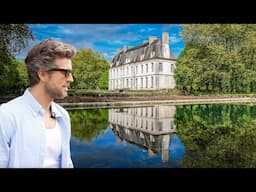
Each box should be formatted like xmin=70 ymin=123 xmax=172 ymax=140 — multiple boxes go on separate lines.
xmin=16 ymin=24 xmax=184 ymax=62
xmin=170 ymin=34 xmax=182 ymax=44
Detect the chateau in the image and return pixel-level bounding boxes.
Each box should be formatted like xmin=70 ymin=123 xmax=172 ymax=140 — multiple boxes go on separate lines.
xmin=109 ymin=105 xmax=177 ymax=162
xmin=109 ymin=32 xmax=176 ymax=91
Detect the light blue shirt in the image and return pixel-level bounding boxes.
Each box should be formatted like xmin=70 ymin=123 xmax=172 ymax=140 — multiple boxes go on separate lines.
xmin=0 ymin=89 xmax=73 ymax=168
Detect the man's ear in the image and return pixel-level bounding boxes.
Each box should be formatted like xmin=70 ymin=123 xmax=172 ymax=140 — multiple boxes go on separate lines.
xmin=37 ymin=70 xmax=48 ymax=82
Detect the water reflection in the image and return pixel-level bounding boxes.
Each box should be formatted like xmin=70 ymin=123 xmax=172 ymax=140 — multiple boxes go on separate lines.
xmin=109 ymin=105 xmax=183 ymax=163
xmin=69 ymin=104 xmax=256 ymax=167
xmin=175 ymin=104 xmax=256 ymax=168
xmin=69 ymin=105 xmax=185 ymax=168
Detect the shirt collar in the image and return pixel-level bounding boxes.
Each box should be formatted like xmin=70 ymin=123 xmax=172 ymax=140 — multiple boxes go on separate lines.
xmin=50 ymin=101 xmax=62 ymax=118
xmin=23 ymin=88 xmax=61 ymax=118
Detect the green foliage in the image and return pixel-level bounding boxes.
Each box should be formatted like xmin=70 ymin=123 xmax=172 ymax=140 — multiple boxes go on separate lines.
xmin=98 ymin=70 xmax=109 ymax=89
xmin=176 ymin=24 xmax=256 ymax=94
xmin=0 ymin=24 xmax=33 ymax=56
xmin=0 ymin=24 xmax=33 ymax=95
xmin=175 ymin=104 xmax=256 ymax=167
xmin=0 ymin=58 xmax=28 ymax=95
xmin=71 ymin=48 xmax=109 ymax=90
xmin=16 ymin=60 xmax=29 ymax=87
xmin=69 ymin=109 xmax=109 ymax=141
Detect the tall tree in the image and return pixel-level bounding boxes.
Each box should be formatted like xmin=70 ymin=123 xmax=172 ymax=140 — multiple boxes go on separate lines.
xmin=0 ymin=24 xmax=33 ymax=57
xmin=176 ymin=24 xmax=256 ymax=94
xmin=0 ymin=24 xmax=33 ymax=94
xmin=71 ymin=48 xmax=109 ymax=90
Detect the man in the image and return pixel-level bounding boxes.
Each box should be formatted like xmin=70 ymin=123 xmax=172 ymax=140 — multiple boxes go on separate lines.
xmin=0 ymin=39 xmax=76 ymax=168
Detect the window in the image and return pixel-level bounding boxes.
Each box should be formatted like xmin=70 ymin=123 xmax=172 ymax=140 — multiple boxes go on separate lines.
xmin=171 ymin=64 xmax=174 ymax=73
xmin=158 ymin=122 xmax=163 ymax=131
xmin=159 ymin=62 xmax=163 ymax=72
xmin=151 ymin=51 xmax=155 ymax=58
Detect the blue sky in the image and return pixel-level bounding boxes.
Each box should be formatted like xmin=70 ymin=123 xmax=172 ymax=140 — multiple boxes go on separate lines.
xmin=16 ymin=24 xmax=185 ymax=62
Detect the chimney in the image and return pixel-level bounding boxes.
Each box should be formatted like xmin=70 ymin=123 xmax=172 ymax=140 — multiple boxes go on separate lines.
xmin=149 ymin=36 xmax=157 ymax=44
xmin=162 ymin=32 xmax=170 ymax=58
xmin=162 ymin=32 xmax=169 ymax=44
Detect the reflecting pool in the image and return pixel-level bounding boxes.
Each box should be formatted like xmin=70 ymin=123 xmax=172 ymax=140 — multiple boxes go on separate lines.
xmin=69 ymin=104 xmax=256 ymax=168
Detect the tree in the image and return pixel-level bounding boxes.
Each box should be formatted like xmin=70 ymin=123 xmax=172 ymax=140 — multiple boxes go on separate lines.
xmin=0 ymin=24 xmax=33 ymax=94
xmin=0 ymin=24 xmax=33 ymax=57
xmin=0 ymin=59 xmax=25 ymax=95
xmin=98 ymin=70 xmax=109 ymax=89
xmin=176 ymin=24 xmax=256 ymax=94
xmin=175 ymin=104 xmax=256 ymax=167
xmin=71 ymin=48 xmax=109 ymax=90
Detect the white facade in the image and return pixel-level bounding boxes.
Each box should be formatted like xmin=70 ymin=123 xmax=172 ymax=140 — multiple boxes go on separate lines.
xmin=109 ymin=32 xmax=176 ymax=91
xmin=109 ymin=105 xmax=176 ymax=162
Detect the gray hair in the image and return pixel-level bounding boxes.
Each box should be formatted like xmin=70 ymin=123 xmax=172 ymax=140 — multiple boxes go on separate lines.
xmin=24 ymin=39 xmax=76 ymax=86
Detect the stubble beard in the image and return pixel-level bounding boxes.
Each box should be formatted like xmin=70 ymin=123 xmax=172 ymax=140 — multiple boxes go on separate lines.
xmin=45 ymin=83 xmax=67 ymax=100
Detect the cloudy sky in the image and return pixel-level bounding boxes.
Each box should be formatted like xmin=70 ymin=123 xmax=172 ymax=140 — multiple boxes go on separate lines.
xmin=16 ymin=24 xmax=185 ymax=62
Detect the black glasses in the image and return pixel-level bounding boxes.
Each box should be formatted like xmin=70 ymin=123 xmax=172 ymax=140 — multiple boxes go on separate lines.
xmin=47 ymin=68 xmax=72 ymax=78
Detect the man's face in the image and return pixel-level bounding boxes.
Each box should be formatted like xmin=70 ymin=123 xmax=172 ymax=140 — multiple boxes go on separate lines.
xmin=45 ymin=57 xmax=73 ymax=99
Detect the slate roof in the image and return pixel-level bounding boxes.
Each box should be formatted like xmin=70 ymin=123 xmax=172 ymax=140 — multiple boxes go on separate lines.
xmin=111 ymin=39 xmax=176 ymax=67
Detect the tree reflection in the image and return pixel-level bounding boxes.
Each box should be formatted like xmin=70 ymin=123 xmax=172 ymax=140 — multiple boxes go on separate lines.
xmin=69 ymin=109 xmax=108 ymax=141
xmin=68 ymin=104 xmax=256 ymax=167
xmin=175 ymin=104 xmax=256 ymax=168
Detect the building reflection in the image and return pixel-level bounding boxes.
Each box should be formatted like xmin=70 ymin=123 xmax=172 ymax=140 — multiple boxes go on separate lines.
xmin=109 ymin=105 xmax=177 ymax=163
